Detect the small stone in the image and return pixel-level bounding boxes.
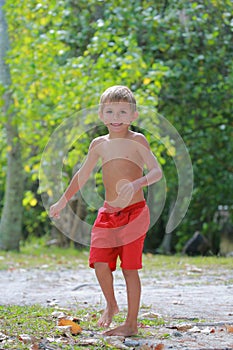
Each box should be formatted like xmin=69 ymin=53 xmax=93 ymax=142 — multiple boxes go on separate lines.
xmin=124 ymin=338 xmax=140 ymax=347
xmin=173 ymin=331 xmax=183 ymax=337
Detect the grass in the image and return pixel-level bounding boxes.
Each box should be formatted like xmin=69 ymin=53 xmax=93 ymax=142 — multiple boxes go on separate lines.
xmin=0 ymin=303 xmax=168 ymax=349
xmin=0 ymin=304 xmax=108 ymax=349
xmin=0 ymin=237 xmax=232 ymax=272
xmin=0 ymin=239 xmax=89 ymax=271
xmin=142 ymin=253 xmax=233 ymax=271
xmin=0 ymin=240 xmax=232 ymax=349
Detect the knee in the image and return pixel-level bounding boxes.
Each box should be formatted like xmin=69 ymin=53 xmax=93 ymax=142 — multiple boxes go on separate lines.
xmin=94 ymin=262 xmax=110 ymax=273
xmin=122 ymin=269 xmax=138 ymax=279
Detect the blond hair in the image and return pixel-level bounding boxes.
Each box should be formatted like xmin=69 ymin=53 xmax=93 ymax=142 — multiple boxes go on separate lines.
xmin=99 ymin=85 xmax=137 ymax=112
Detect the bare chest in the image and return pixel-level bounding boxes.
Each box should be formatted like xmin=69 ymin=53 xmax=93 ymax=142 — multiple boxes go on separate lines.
xmin=99 ymin=138 xmax=143 ymax=169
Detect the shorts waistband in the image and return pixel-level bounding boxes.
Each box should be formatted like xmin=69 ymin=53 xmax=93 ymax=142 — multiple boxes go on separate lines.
xmin=103 ymin=200 xmax=146 ymax=213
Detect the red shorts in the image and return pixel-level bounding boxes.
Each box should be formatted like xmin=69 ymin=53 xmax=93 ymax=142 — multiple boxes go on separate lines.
xmin=89 ymin=234 xmax=146 ymax=271
xmin=89 ymin=200 xmax=150 ymax=271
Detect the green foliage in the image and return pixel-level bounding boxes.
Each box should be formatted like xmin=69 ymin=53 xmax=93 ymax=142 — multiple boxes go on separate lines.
xmin=0 ymin=0 xmax=232 ymax=251
xmin=155 ymin=0 xmax=233 ymax=252
xmin=0 ymin=238 xmax=89 ymax=270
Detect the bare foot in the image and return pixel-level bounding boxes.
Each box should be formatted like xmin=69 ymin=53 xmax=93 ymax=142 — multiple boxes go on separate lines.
xmin=103 ymin=323 xmax=138 ymax=336
xmin=98 ymin=305 xmax=119 ymax=328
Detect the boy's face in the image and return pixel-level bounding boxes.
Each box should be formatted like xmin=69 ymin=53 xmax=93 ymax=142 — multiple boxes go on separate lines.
xmin=99 ymin=102 xmax=138 ymax=128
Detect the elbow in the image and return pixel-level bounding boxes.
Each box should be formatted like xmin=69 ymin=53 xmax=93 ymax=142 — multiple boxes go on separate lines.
xmin=158 ymin=168 xmax=163 ymax=180
xmin=155 ymin=167 xmax=163 ymax=182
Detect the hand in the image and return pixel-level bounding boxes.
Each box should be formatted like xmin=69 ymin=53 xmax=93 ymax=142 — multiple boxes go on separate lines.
xmin=118 ymin=182 xmax=134 ymax=203
xmin=49 ymin=200 xmax=66 ymax=219
xmin=116 ymin=179 xmax=141 ymax=204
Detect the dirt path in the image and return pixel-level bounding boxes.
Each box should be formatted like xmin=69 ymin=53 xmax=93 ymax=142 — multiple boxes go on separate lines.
xmin=1 ymin=262 xmax=233 ymax=349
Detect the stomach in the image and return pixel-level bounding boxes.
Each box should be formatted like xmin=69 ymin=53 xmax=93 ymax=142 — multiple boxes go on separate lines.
xmin=102 ymin=161 xmax=145 ymax=207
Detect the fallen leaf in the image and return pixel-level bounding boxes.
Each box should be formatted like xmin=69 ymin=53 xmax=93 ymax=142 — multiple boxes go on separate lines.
xmin=51 ymin=311 xmax=67 ymax=319
xmin=29 ymin=344 xmax=39 ymax=350
xmin=137 ymin=322 xmax=151 ymax=328
xmin=185 ymin=264 xmax=203 ymax=273
xmin=19 ymin=334 xmax=32 ymax=343
xmin=225 ymin=324 xmax=233 ymax=333
xmin=106 ymin=337 xmax=128 ymax=349
xmin=188 ymin=326 xmax=201 ymax=333
xmin=201 ymin=327 xmax=215 ymax=334
xmin=77 ymin=338 xmax=101 ymax=346
xmin=154 ymin=344 xmax=165 ymax=350
xmin=56 ymin=325 xmax=72 ymax=333
xmin=141 ymin=312 xmax=161 ymax=319
xmin=175 ymin=324 xmax=192 ymax=332
xmin=138 ymin=345 xmax=165 ymax=350
xmin=0 ymin=332 xmax=8 ymax=341
xmin=58 ymin=319 xmax=82 ymax=335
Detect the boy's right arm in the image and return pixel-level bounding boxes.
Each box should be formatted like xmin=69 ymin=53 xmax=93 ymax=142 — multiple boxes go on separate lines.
xmin=49 ymin=139 xmax=100 ymax=218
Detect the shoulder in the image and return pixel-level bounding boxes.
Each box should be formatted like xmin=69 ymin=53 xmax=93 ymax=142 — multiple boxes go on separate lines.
xmin=90 ymin=135 xmax=107 ymax=148
xmin=129 ymin=131 xmax=150 ymax=150
xmin=89 ymin=135 xmax=108 ymax=154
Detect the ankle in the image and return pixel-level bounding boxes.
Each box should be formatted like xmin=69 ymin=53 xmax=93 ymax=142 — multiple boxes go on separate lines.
xmin=106 ymin=302 xmax=119 ymax=312
xmin=124 ymin=319 xmax=138 ymax=329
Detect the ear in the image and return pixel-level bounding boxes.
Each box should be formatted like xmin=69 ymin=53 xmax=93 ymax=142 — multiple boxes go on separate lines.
xmin=131 ymin=111 xmax=138 ymax=122
xmin=99 ymin=111 xmax=104 ymax=122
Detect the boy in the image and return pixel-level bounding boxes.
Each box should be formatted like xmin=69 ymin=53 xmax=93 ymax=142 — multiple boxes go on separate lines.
xmin=49 ymin=85 xmax=162 ymax=336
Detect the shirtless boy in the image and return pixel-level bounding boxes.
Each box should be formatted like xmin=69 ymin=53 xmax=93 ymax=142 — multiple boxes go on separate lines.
xmin=49 ymin=85 xmax=162 ymax=336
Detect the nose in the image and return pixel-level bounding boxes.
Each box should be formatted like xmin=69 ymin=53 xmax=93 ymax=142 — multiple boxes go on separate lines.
xmin=113 ymin=111 xmax=119 ymax=120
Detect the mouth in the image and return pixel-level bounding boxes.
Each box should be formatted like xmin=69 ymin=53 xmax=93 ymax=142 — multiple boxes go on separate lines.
xmin=111 ymin=123 xmax=123 ymax=126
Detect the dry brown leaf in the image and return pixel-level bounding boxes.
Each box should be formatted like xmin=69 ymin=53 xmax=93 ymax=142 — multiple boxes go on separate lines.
xmin=154 ymin=344 xmax=165 ymax=350
xmin=29 ymin=344 xmax=39 ymax=350
xmin=58 ymin=319 xmax=82 ymax=335
xmin=225 ymin=324 xmax=233 ymax=333
xmin=176 ymin=324 xmax=192 ymax=332
xmin=19 ymin=334 xmax=32 ymax=343
xmin=138 ymin=345 xmax=164 ymax=350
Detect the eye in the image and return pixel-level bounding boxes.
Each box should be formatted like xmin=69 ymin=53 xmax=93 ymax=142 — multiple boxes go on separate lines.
xmin=120 ymin=110 xmax=127 ymax=114
xmin=105 ymin=110 xmax=113 ymax=114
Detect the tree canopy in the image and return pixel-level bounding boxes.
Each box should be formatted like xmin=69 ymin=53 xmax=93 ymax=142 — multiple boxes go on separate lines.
xmin=0 ymin=0 xmax=232 ymax=252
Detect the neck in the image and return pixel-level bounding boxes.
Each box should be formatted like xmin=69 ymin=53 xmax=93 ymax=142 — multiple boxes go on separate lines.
xmin=108 ymin=129 xmax=131 ymax=139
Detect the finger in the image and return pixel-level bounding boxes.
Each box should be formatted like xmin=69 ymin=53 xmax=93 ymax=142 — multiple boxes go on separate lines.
xmin=50 ymin=210 xmax=55 ymax=217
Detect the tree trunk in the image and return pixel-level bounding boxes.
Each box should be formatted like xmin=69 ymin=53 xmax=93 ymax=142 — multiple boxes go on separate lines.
xmin=0 ymin=0 xmax=24 ymax=250
xmin=159 ymin=200 xmax=176 ymax=254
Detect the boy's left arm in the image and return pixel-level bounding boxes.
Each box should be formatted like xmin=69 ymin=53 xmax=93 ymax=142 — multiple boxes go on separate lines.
xmin=117 ymin=135 xmax=162 ymax=200
xmin=132 ymin=134 xmax=162 ymax=192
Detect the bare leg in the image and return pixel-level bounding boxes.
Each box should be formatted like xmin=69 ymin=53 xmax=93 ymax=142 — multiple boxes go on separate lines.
xmin=104 ymin=269 xmax=140 ymax=336
xmin=94 ymin=262 xmax=119 ymax=327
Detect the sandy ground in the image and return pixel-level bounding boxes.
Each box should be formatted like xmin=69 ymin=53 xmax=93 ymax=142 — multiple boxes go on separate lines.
xmin=0 ymin=261 xmax=233 ymax=349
